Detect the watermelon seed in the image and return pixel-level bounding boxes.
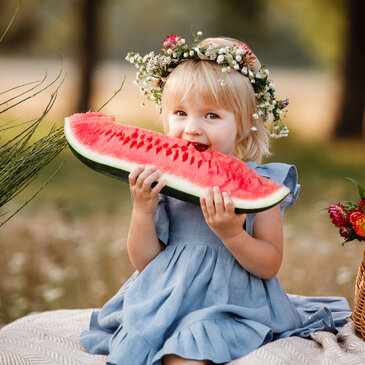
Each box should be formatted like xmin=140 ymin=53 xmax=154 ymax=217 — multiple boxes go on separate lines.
xmin=130 ymin=140 xmax=137 ymax=148
xmin=140 ymin=134 xmax=146 ymax=140
xmin=166 ymin=149 xmax=172 ymax=156
xmin=146 ymin=144 xmax=153 ymax=151
xmin=156 ymin=145 xmax=162 ymax=153
xmin=182 ymin=152 xmax=189 ymax=162
xmin=137 ymin=141 xmax=144 ymax=149
xmin=190 ymin=156 xmax=195 ymax=165
xmin=173 ymin=150 xmax=179 ymax=161
xmin=131 ymin=131 xmax=138 ymax=139
xmin=154 ymin=139 xmax=161 ymax=146
xmin=146 ymin=137 xmax=153 ymax=142
xmin=197 ymin=160 xmax=203 ymax=169
xmin=122 ymin=136 xmax=130 ymax=145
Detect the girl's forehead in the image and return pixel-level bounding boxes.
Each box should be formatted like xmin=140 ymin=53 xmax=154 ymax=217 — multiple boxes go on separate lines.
xmin=168 ymin=91 xmax=222 ymax=110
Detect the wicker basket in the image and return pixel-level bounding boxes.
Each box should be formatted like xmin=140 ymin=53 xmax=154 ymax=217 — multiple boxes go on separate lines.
xmin=353 ymin=250 xmax=365 ymax=340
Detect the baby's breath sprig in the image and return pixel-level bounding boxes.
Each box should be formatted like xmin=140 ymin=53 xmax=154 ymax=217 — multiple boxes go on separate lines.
xmin=126 ymin=31 xmax=289 ymax=138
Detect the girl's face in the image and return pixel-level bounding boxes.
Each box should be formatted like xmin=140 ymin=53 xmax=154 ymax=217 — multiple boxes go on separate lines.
xmin=167 ymin=95 xmax=238 ymax=155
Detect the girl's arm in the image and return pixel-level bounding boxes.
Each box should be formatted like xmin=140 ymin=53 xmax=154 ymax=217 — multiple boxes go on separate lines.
xmin=127 ymin=166 xmax=166 ymax=272
xmin=200 ymin=187 xmax=283 ymax=279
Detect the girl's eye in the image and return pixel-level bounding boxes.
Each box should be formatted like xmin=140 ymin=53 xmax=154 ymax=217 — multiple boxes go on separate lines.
xmin=175 ymin=110 xmax=186 ymax=117
xmin=206 ymin=113 xmax=219 ymax=120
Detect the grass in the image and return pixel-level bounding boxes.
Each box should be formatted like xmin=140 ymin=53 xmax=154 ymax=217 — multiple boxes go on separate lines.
xmin=1 ymin=135 xmax=364 ymax=326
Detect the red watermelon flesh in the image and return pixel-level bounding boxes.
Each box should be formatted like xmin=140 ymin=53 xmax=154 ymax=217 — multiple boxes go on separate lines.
xmin=64 ymin=112 xmax=289 ymax=212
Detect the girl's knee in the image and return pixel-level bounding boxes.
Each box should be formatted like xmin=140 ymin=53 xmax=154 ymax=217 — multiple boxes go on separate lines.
xmin=163 ymin=354 xmax=212 ymax=365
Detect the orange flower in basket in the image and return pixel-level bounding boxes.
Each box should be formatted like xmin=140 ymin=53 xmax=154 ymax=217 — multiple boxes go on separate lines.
xmin=353 ymin=214 xmax=365 ymax=238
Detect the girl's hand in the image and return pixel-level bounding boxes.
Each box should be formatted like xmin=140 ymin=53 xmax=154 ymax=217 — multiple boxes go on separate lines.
xmin=200 ymin=186 xmax=246 ymax=241
xmin=129 ymin=165 xmax=166 ymax=215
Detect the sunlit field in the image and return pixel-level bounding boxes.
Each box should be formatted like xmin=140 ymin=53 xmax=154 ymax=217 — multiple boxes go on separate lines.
xmin=1 ymin=59 xmax=364 ymax=327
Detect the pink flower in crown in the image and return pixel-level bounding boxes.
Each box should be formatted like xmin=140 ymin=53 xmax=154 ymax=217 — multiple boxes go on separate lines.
xmin=163 ymin=34 xmax=181 ymax=52
xmin=328 ymin=203 xmax=349 ymax=228
xmin=234 ymin=42 xmax=260 ymax=71
xmin=235 ymin=42 xmax=256 ymax=60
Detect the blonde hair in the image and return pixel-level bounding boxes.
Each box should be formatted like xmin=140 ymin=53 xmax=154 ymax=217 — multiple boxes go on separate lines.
xmin=161 ymin=37 xmax=271 ymax=164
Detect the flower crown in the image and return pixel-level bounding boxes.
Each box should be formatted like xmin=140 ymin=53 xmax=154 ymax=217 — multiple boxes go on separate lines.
xmin=126 ymin=32 xmax=289 ymax=138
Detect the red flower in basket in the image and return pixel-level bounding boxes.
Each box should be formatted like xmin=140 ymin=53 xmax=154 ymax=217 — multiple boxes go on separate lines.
xmin=328 ymin=203 xmax=349 ymax=228
xmin=328 ymin=179 xmax=365 ymax=244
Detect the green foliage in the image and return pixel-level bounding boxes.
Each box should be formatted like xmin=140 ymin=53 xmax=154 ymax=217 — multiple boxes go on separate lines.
xmin=271 ymin=0 xmax=347 ymax=69
xmin=0 ymin=3 xmax=68 ymax=227
xmin=0 ymin=70 xmax=68 ymax=226
xmin=346 ymin=178 xmax=365 ymax=200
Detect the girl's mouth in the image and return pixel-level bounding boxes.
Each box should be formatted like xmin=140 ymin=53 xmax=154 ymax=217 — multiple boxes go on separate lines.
xmin=189 ymin=142 xmax=209 ymax=152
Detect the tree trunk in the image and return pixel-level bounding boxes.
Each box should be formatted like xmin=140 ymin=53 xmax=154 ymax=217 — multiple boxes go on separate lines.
xmin=334 ymin=0 xmax=365 ymax=138
xmin=77 ymin=0 xmax=100 ymax=112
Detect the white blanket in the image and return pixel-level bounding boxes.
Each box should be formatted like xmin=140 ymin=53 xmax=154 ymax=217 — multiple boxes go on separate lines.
xmin=0 ymin=309 xmax=364 ymax=365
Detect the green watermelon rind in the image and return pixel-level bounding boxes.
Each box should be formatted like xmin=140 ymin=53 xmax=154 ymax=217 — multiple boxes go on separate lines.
xmin=64 ymin=118 xmax=290 ymax=213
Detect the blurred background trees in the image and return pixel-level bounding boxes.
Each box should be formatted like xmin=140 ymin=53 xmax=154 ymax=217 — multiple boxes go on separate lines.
xmin=0 ymin=0 xmax=363 ymax=138
xmin=77 ymin=0 xmax=102 ymax=112
xmin=334 ymin=0 xmax=364 ymax=138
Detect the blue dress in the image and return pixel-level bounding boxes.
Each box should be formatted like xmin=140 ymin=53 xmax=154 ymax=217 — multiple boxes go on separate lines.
xmin=80 ymin=162 xmax=350 ymax=364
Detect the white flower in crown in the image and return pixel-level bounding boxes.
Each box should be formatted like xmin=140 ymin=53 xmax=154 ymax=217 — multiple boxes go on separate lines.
xmin=125 ymin=32 xmax=290 ymax=138
xmin=217 ymin=55 xmax=225 ymax=64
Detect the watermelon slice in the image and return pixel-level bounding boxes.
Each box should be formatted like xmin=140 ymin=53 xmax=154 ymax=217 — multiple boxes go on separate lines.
xmin=64 ymin=112 xmax=290 ymax=213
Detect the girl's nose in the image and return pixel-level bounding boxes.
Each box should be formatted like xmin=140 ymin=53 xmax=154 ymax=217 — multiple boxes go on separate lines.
xmin=185 ymin=118 xmax=202 ymax=136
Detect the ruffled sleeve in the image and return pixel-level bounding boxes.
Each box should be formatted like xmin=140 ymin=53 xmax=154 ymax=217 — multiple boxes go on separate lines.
xmin=246 ymin=162 xmax=300 ymax=214
xmin=153 ymin=194 xmax=170 ymax=245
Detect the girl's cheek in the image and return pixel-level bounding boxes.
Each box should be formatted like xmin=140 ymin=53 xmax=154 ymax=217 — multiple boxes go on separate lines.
xmin=167 ymin=124 xmax=181 ymax=138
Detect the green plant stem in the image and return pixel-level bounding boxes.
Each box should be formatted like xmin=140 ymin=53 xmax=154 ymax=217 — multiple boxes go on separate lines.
xmin=0 ymin=0 xmax=19 ymax=43
xmin=97 ymin=75 xmax=126 ymax=112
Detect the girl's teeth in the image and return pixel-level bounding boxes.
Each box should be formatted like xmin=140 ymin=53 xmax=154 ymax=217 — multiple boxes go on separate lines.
xmin=193 ymin=143 xmax=208 ymax=152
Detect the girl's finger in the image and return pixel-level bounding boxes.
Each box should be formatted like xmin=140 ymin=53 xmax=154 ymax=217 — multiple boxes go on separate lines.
xmin=129 ymin=165 xmax=144 ymax=185
xmin=136 ymin=165 xmax=157 ymax=188
xmin=213 ymin=186 xmax=224 ymax=214
xmin=152 ymin=178 xmax=166 ymax=195
xmin=142 ymin=169 xmax=162 ymax=190
xmin=204 ymin=188 xmax=215 ymax=216
xmin=223 ymin=192 xmax=234 ymax=213
xmin=200 ymin=197 xmax=208 ymax=218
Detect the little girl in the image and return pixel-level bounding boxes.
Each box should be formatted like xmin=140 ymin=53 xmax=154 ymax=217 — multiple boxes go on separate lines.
xmin=80 ymin=33 xmax=350 ymax=365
